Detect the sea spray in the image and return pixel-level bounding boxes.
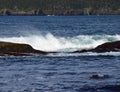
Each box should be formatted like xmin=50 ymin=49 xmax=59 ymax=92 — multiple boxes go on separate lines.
xmin=0 ymin=33 xmax=120 ymax=52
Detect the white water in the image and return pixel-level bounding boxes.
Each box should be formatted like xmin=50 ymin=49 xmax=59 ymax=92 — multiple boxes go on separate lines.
xmin=48 ymin=52 xmax=120 ymax=57
xmin=0 ymin=33 xmax=120 ymax=52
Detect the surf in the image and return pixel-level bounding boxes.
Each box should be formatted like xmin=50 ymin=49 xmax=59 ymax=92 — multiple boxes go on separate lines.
xmin=0 ymin=33 xmax=120 ymax=52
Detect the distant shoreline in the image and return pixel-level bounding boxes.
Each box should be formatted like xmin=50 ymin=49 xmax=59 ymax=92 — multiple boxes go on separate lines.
xmin=0 ymin=0 xmax=120 ymax=16
xmin=0 ymin=14 xmax=120 ymax=16
xmin=0 ymin=13 xmax=120 ymax=16
xmin=0 ymin=9 xmax=120 ymax=16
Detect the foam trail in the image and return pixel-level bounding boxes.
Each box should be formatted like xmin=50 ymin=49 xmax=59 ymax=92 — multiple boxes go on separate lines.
xmin=48 ymin=52 xmax=120 ymax=57
xmin=0 ymin=33 xmax=120 ymax=52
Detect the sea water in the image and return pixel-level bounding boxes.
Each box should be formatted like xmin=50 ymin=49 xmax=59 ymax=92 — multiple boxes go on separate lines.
xmin=0 ymin=16 xmax=120 ymax=92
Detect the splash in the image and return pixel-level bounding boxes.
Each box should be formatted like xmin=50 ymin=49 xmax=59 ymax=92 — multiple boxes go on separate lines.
xmin=0 ymin=33 xmax=120 ymax=52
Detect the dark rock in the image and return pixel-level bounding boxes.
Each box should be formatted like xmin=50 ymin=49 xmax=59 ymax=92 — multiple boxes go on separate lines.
xmin=0 ymin=41 xmax=48 ymax=56
xmin=74 ymin=41 xmax=120 ymax=53
xmin=5 ymin=10 xmax=11 ymax=16
xmin=34 ymin=9 xmax=46 ymax=16
xmin=98 ymin=85 xmax=120 ymax=91
xmin=73 ymin=49 xmax=88 ymax=53
xmin=92 ymin=41 xmax=120 ymax=52
xmin=81 ymin=85 xmax=120 ymax=91
xmin=90 ymin=74 xmax=110 ymax=79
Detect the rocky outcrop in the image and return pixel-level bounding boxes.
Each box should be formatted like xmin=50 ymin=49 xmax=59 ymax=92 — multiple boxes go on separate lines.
xmin=0 ymin=9 xmax=46 ymax=16
xmin=0 ymin=9 xmax=120 ymax=16
xmin=74 ymin=41 xmax=120 ymax=53
xmin=90 ymin=74 xmax=110 ymax=79
xmin=0 ymin=41 xmax=48 ymax=56
xmin=92 ymin=41 xmax=120 ymax=52
xmin=1 ymin=40 xmax=120 ymax=56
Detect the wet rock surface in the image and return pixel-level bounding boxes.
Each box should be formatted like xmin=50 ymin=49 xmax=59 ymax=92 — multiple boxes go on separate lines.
xmin=74 ymin=41 xmax=120 ymax=53
xmin=0 ymin=41 xmax=48 ymax=56
xmin=91 ymin=41 xmax=120 ymax=52
xmin=1 ymin=40 xmax=120 ymax=56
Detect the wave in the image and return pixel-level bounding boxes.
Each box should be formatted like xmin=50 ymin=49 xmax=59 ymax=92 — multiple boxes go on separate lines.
xmin=0 ymin=33 xmax=120 ymax=52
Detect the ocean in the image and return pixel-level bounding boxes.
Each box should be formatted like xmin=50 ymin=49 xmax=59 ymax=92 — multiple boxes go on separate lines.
xmin=0 ymin=15 xmax=120 ymax=92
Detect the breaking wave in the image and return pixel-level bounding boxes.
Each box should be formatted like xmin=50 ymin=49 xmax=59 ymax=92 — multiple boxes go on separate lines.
xmin=0 ymin=33 xmax=120 ymax=52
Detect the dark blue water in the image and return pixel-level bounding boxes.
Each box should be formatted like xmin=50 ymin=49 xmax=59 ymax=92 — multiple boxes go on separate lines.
xmin=0 ymin=16 xmax=120 ymax=92
xmin=0 ymin=16 xmax=120 ymax=37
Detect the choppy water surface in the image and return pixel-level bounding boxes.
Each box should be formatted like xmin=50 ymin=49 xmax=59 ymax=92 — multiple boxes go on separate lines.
xmin=0 ymin=16 xmax=120 ymax=92
xmin=0 ymin=56 xmax=120 ymax=92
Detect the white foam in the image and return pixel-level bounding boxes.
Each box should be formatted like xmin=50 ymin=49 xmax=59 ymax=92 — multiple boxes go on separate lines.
xmin=47 ymin=52 xmax=120 ymax=57
xmin=0 ymin=33 xmax=120 ymax=52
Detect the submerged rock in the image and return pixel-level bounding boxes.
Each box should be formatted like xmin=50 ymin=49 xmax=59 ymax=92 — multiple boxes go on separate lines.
xmin=81 ymin=85 xmax=120 ymax=92
xmin=0 ymin=41 xmax=48 ymax=56
xmin=90 ymin=74 xmax=110 ymax=79
xmin=74 ymin=41 xmax=120 ymax=53
xmin=98 ymin=85 xmax=120 ymax=91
